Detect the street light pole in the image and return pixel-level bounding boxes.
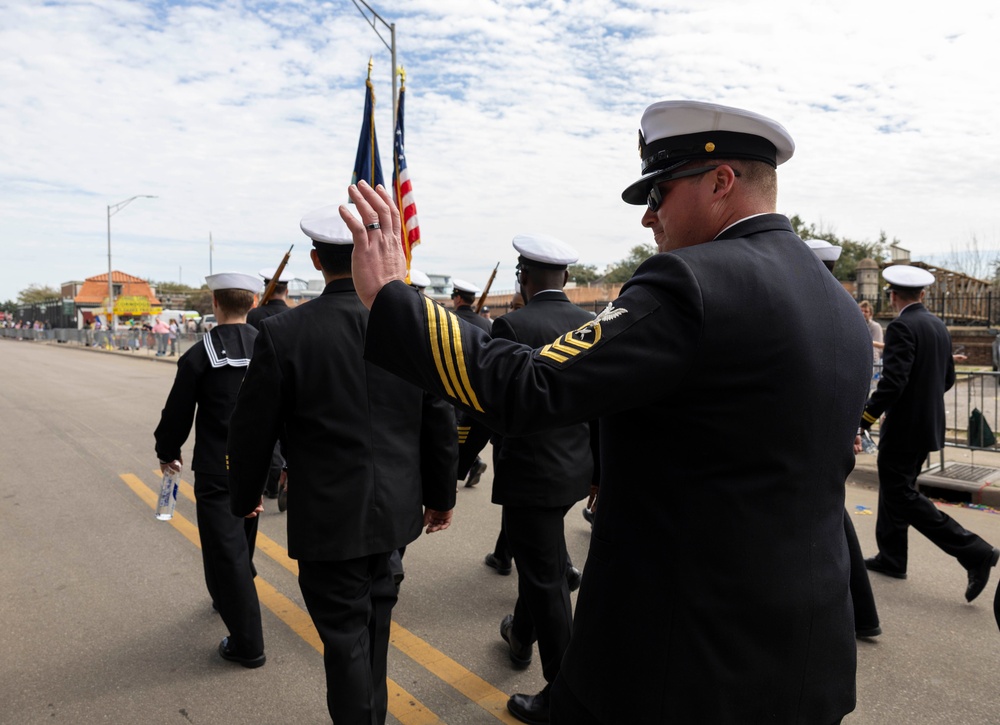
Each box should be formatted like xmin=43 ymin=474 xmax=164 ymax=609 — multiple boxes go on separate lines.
xmin=107 ymin=195 xmax=157 ymax=332
xmin=349 ymin=0 xmax=398 ymax=120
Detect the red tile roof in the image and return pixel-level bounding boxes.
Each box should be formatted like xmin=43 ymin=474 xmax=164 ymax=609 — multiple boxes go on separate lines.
xmin=74 ymin=270 xmax=161 ymax=306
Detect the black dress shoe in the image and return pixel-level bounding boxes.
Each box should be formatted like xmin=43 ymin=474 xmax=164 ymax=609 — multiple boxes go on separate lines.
xmin=965 ymin=547 xmax=1000 ymax=602
xmin=499 ymin=614 xmax=532 ymax=668
xmin=465 ymin=458 xmax=487 ymax=487
xmin=218 ymin=637 xmax=266 ymax=669
xmin=565 ymin=565 xmax=582 ymax=592
xmin=485 ymin=552 xmax=512 ymax=575
xmin=855 ymin=624 xmax=882 ymax=638
xmin=864 ymin=556 xmax=907 ymax=579
xmin=507 ymin=687 xmax=550 ymax=724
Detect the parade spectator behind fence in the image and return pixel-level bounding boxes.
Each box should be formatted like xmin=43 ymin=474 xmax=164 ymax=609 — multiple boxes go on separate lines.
xmin=152 ymin=318 xmax=169 ymax=356
xmin=859 ymin=300 xmax=883 ymax=361
xmin=343 ymin=99 xmax=873 ymax=725
xmin=168 ymin=318 xmax=179 ymax=356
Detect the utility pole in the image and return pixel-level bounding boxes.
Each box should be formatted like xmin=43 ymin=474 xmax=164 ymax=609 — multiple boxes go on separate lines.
xmin=349 ymin=0 xmax=398 ymax=120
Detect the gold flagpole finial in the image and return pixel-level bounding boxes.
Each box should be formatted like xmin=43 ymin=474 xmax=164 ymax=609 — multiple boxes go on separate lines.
xmin=367 ymin=56 xmax=373 ymax=79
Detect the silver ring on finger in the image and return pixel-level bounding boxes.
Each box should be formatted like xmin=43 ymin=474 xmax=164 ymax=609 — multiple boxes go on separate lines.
xmin=365 ymin=222 xmax=381 ymax=230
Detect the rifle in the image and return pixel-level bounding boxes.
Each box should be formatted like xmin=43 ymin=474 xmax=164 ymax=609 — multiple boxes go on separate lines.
xmin=258 ymin=245 xmax=294 ymax=307
xmin=474 ymin=262 xmax=500 ymax=314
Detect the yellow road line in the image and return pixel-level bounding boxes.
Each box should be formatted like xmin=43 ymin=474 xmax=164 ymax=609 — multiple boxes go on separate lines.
xmin=154 ymin=469 xmax=300 ymax=576
xmin=145 ymin=471 xmax=521 ymax=722
xmin=391 ymin=623 xmax=520 ymax=722
xmin=131 ymin=472 xmax=439 ymax=724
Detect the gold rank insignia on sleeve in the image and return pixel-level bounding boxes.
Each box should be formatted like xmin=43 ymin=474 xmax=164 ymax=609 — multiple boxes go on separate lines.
xmin=424 ymin=297 xmax=485 ymax=413
xmin=539 ymin=303 xmax=626 ymax=364
xmin=457 ymin=425 xmax=471 ymax=444
xmin=862 ymin=410 xmax=879 ymax=426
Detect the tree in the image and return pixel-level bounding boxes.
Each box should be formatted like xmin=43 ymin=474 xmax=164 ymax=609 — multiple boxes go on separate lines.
xmin=939 ymin=234 xmax=999 ymax=282
xmin=152 ymin=281 xmax=197 ymax=294
xmin=788 ymin=215 xmax=890 ymax=282
xmin=568 ymin=263 xmax=600 ymax=285
xmin=17 ymin=284 xmax=60 ymax=304
xmin=186 ymin=287 xmax=214 ymax=316
xmin=0 ymin=299 xmax=16 ymax=314
xmin=602 ymin=244 xmax=656 ymax=283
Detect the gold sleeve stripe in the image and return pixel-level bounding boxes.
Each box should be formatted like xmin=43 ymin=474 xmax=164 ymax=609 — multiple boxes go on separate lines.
xmin=549 ymin=338 xmax=580 ymax=356
xmin=862 ymin=410 xmax=878 ymax=425
xmin=447 ymin=312 xmax=484 ymax=413
xmin=425 ymin=298 xmax=459 ymax=400
xmin=423 ymin=298 xmax=484 ymax=414
xmin=439 ymin=307 xmax=473 ymax=408
xmin=540 ymin=345 xmax=569 ymax=363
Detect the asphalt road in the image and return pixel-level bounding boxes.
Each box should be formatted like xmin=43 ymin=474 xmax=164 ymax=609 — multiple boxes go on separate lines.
xmin=2 ymin=340 xmax=999 ymax=724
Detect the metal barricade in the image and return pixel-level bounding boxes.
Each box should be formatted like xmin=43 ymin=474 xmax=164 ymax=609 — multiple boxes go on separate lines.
xmin=1 ymin=328 xmax=205 ymax=357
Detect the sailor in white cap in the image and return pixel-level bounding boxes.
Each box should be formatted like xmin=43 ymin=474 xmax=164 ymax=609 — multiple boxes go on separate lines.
xmin=860 ymin=264 xmax=998 ymax=602
xmin=246 ymin=268 xmax=295 ymax=504
xmin=805 ymin=239 xmax=842 ymax=273
xmin=408 ymin=267 xmax=431 ymax=291
xmin=247 ymin=266 xmax=295 ymax=330
xmin=343 ymin=100 xmax=870 ymax=724
xmin=226 ymin=203 xmax=456 ymax=725
xmin=450 ymin=278 xmax=491 ymax=333
xmin=806 ymin=240 xmax=882 ymax=639
xmin=154 ymin=271 xmax=266 ymax=669
xmin=482 ymin=232 xmax=598 ymax=722
xmin=450 ymin=273 xmax=491 ymax=487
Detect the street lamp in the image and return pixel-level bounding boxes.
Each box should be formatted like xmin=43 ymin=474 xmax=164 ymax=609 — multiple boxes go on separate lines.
xmin=107 ymin=195 xmax=156 ymax=332
xmin=350 ymin=0 xmax=398 ymax=120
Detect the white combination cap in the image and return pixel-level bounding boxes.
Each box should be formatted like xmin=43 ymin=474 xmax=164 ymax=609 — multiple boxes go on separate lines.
xmin=301 ymin=205 xmax=354 ymax=245
xmin=805 ymin=239 xmax=842 ymax=263
xmin=512 ymin=233 xmax=579 ymax=268
xmin=883 ymin=265 xmax=935 ymax=290
xmin=622 ymin=100 xmax=795 ymax=205
xmin=205 ymin=272 xmax=262 ymax=294
xmin=258 ymin=267 xmax=294 ymax=283
xmin=452 ymin=278 xmax=481 ymax=295
xmin=408 ymin=268 xmax=431 ymax=289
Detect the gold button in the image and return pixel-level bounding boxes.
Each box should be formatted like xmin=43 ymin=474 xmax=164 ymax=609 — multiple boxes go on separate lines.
xmin=705 ymin=142 xmax=716 ymax=153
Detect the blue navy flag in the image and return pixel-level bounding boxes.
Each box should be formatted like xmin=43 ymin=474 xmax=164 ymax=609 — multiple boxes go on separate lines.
xmin=351 ymin=75 xmax=384 ymax=189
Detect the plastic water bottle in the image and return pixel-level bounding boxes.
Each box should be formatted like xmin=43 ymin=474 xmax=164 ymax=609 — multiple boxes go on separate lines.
xmin=156 ymin=465 xmax=181 ymax=520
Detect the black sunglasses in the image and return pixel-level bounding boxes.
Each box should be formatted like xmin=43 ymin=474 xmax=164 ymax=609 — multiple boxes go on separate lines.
xmin=646 ymin=165 xmax=740 ymax=212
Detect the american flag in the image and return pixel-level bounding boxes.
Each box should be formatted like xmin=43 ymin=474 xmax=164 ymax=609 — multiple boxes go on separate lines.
xmin=393 ymin=82 xmax=420 ymax=269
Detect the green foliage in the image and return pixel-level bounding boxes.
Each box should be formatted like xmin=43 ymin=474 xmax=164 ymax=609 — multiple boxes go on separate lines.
xmin=17 ymin=284 xmax=60 ymax=304
xmin=602 ymin=244 xmax=656 ymax=283
xmin=186 ymin=288 xmax=214 ymax=316
xmin=0 ymin=299 xmax=17 ymax=314
xmin=568 ymin=263 xmax=600 ymax=285
xmin=152 ymin=281 xmax=197 ymax=294
xmin=788 ymin=215 xmax=891 ymax=282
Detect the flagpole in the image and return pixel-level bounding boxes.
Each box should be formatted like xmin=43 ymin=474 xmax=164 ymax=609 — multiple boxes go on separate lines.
xmin=349 ymin=0 xmax=398 ymax=117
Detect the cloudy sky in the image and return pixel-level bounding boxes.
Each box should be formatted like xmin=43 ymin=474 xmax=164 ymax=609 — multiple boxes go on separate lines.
xmin=2 ymin=0 xmax=998 ymax=303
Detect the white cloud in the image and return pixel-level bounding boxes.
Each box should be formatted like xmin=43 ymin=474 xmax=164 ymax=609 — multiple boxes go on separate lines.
xmin=1 ymin=0 xmax=998 ymax=304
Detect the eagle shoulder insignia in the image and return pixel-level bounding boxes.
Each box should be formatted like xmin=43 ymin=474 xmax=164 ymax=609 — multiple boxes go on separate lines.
xmin=594 ymin=302 xmax=627 ymax=324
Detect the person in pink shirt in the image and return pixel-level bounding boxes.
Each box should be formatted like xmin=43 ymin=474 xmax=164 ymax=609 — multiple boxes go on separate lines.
xmin=152 ymin=318 xmax=170 ymax=356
